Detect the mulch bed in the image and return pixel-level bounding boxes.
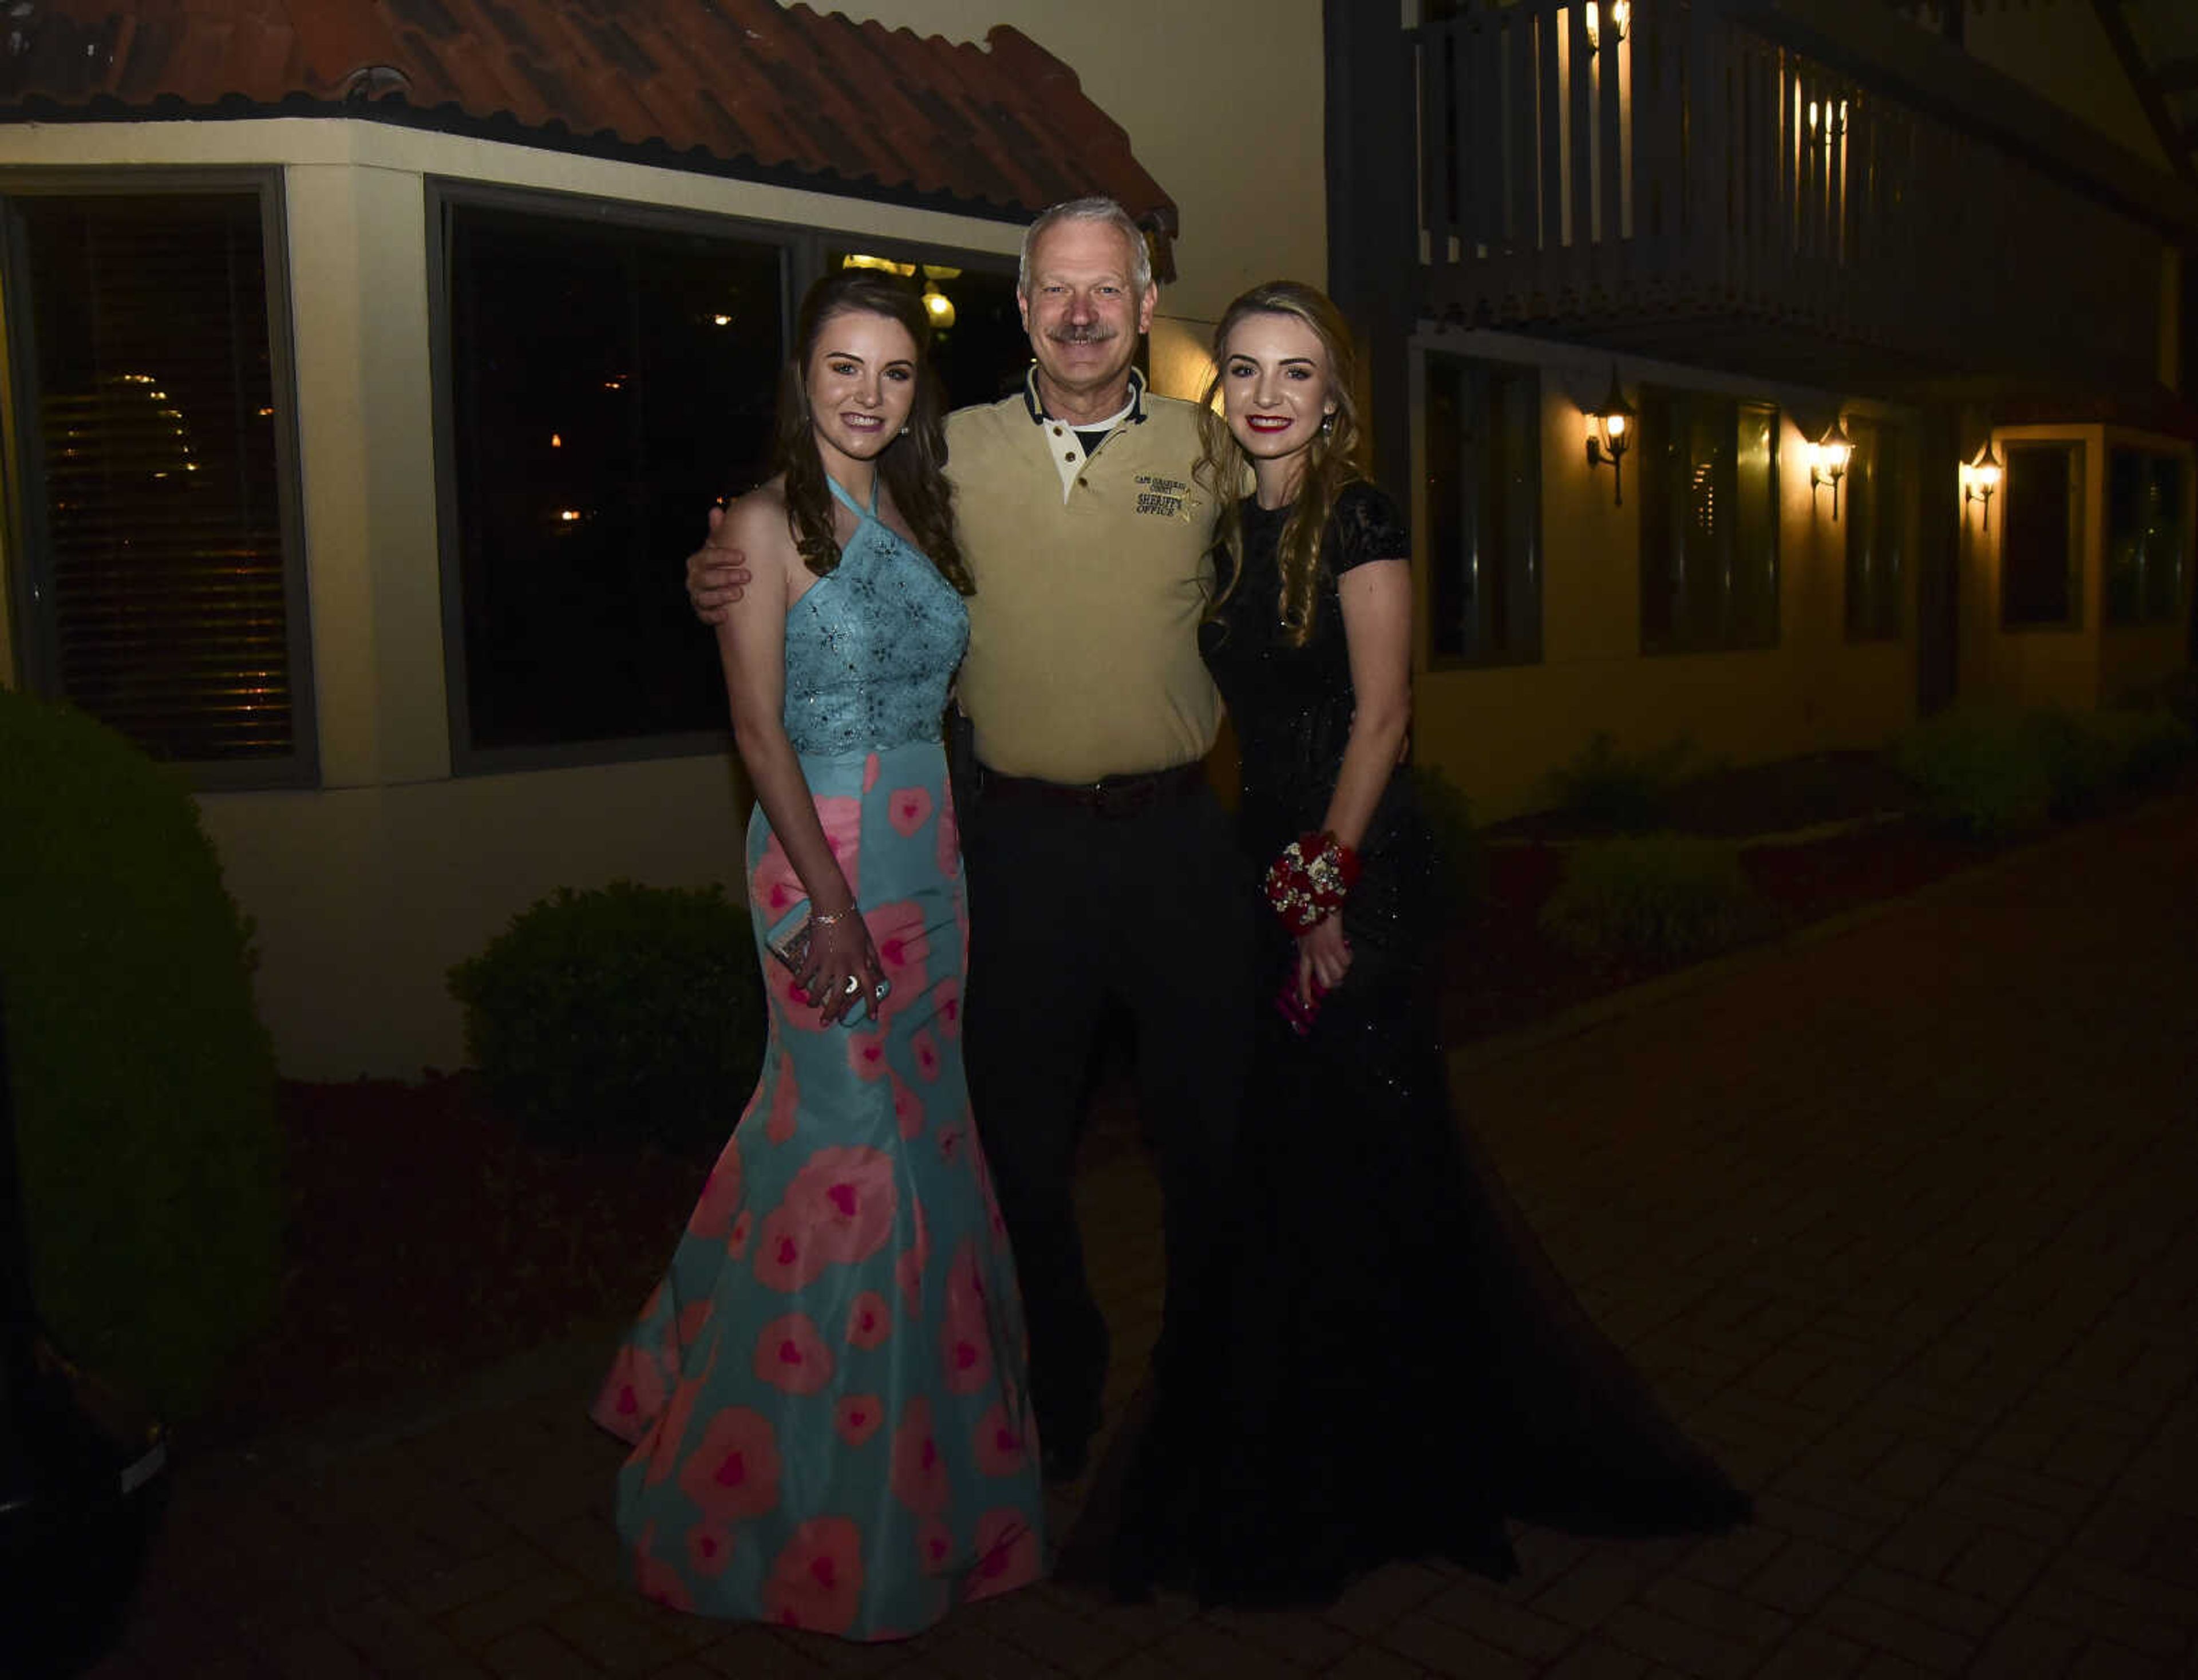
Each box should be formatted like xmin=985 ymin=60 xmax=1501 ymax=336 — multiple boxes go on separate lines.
xmin=1438 ymin=750 xmax=1993 ymax=1043
xmin=193 ymin=1076 xmax=710 ymax=1446
xmin=185 ymin=751 xmax=2106 ymax=1443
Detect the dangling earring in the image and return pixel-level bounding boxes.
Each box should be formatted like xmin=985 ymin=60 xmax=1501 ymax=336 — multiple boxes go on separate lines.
xmin=1320 ymin=410 xmax=1335 ymax=437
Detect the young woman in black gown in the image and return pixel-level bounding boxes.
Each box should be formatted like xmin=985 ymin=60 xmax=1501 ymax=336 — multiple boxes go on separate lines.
xmin=1095 ymin=282 xmax=1749 ymax=1606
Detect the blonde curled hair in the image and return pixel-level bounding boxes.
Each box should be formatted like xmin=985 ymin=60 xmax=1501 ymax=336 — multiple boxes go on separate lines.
xmin=1194 ymin=280 xmax=1370 ymax=647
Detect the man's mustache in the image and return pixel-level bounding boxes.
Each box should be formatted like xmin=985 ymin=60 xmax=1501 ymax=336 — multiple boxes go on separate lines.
xmin=1046 ymin=324 xmax=1118 ymax=346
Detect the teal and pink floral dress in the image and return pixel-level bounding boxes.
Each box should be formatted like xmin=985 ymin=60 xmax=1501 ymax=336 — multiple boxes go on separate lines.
xmin=592 ymin=480 xmax=1044 ymax=1638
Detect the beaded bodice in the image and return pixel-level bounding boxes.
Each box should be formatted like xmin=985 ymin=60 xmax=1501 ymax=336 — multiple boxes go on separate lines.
xmin=1199 ymin=481 xmax=1410 ymax=853
xmin=782 ymin=477 xmax=968 ymax=756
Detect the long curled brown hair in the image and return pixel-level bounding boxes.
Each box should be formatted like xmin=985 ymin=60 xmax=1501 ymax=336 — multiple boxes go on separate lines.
xmin=1194 ymin=281 xmax=1370 ymax=646
xmin=772 ymin=270 xmax=971 ymax=594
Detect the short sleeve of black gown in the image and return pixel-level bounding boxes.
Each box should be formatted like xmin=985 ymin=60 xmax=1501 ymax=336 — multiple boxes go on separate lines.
xmin=1330 ymin=480 xmax=1410 ymax=575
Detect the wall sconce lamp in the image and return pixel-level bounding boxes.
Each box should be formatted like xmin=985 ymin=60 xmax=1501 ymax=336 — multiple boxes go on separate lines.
xmin=1805 ymin=97 xmax=1849 ymax=149
xmin=920 ymin=282 xmax=956 ymax=330
xmin=1960 ymin=442 xmax=2002 ymax=532
xmin=1584 ymin=0 xmax=1629 ymax=52
xmin=1583 ymin=367 xmax=1634 ymax=507
xmin=1808 ymin=419 xmax=1852 ymax=519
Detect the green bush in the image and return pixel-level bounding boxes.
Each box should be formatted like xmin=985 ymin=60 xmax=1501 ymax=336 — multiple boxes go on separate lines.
xmin=2081 ymin=705 xmax=2195 ymax=795
xmin=1545 ymin=732 xmax=1700 ymax=833
xmin=1893 ymin=705 xmax=2195 ymax=837
xmin=1890 ymin=709 xmax=2054 ymax=839
xmin=1540 ymin=832 xmax=1761 ymax=964
xmin=2118 ymin=667 xmax=2198 ymax=739
xmin=0 ymin=689 xmax=279 ymax=1414
xmin=2023 ymin=709 xmax=2124 ymax=818
xmin=449 ymin=881 xmax=766 ymax=1151
xmin=1409 ymin=762 xmax=1484 ymax=921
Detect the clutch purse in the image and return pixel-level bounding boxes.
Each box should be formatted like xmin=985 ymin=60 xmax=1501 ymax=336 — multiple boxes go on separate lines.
xmin=765 ymin=914 xmax=815 ymax=975
xmin=766 ymin=908 xmax=891 ymax=1025
xmin=1273 ymin=967 xmax=1326 ymax=1037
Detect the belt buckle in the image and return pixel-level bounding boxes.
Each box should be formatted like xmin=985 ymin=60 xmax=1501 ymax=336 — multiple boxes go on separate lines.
xmin=1091 ymin=775 xmax=1155 ymax=820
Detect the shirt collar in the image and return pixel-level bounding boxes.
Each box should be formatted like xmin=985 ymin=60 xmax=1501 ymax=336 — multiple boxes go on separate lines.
xmin=1021 ymin=363 xmax=1149 ymax=429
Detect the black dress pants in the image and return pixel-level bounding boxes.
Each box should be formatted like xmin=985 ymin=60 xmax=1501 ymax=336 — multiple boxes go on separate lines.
xmin=962 ymin=771 xmax=1254 ymax=1458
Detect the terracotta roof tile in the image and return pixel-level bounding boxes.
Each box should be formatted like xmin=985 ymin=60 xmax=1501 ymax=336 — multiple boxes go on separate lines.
xmin=0 ymin=1 xmax=1179 ymax=270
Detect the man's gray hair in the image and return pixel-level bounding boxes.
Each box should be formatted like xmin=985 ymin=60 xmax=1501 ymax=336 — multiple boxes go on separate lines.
xmin=1017 ymin=197 xmax=1155 ymax=299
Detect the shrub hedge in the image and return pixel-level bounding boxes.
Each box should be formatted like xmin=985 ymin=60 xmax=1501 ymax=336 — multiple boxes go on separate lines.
xmin=449 ymin=881 xmax=766 ymax=1152
xmin=1892 ymin=705 xmax=2193 ymax=838
xmin=0 ymin=689 xmax=279 ymax=1414
xmin=1544 ymin=732 xmax=1701 ymax=833
xmin=1540 ymin=832 xmax=1761 ymax=965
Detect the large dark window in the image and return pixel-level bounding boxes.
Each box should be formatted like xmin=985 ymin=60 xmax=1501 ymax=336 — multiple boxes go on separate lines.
xmin=1844 ymin=418 xmax=1907 ymax=642
xmin=2 ymin=177 xmax=310 ymax=784
xmin=2104 ymin=447 xmax=2188 ymax=627
xmin=829 ymin=252 xmax=1026 ymax=410
xmin=1424 ymin=353 xmax=1540 ymax=666
xmin=2001 ymin=441 xmax=2085 ymax=628
xmin=438 ymin=193 xmax=789 ymax=762
xmin=1639 ymin=388 xmax=1780 ymax=653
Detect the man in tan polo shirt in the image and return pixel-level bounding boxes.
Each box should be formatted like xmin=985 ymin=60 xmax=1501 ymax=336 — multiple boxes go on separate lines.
xmin=689 ymin=199 xmax=1252 ymax=1497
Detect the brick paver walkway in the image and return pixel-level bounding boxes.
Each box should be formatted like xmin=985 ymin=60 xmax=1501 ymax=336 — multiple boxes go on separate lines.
xmin=79 ymin=792 xmax=2198 ymax=1679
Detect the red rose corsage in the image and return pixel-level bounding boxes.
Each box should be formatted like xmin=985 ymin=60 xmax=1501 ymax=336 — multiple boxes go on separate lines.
xmin=1263 ymin=830 xmax=1361 ymax=934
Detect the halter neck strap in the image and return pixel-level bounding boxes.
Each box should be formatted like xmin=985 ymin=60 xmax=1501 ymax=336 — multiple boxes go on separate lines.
xmin=825 ymin=473 xmax=881 ymax=523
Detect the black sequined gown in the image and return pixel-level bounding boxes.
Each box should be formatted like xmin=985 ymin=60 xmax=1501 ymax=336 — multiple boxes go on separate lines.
xmin=1123 ymin=482 xmax=1748 ymax=1605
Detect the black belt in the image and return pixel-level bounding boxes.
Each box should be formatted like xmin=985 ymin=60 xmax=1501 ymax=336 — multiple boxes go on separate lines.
xmin=979 ymin=761 xmax=1205 ymax=819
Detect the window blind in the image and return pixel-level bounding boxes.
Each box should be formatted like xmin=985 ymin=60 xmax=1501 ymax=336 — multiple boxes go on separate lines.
xmin=12 ymin=191 xmax=297 ymax=766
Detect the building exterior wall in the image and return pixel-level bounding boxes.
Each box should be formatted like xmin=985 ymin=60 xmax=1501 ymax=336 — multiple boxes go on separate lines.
xmin=1407 ymin=334 xmax=1919 ymax=822
xmin=1 ymin=117 xmax=1030 ymax=1076
xmin=0 ymin=0 xmax=1325 ymax=1078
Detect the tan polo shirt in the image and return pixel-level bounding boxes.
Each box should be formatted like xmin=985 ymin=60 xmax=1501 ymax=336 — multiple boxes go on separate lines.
xmin=946 ymin=372 xmax=1223 ymax=782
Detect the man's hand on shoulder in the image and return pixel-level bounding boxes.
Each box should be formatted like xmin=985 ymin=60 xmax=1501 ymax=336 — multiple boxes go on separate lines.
xmin=687 ymin=503 xmax=754 ymax=626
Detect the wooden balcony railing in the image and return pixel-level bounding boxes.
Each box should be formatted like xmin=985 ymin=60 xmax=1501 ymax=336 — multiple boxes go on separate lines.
xmin=1416 ymin=0 xmax=2173 ymax=392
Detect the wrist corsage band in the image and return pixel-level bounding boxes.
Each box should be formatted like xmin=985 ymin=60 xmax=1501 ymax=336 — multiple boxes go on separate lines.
xmin=1263 ymin=829 xmax=1360 ymax=933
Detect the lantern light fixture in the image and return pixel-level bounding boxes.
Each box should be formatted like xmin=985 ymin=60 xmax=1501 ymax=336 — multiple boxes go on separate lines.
xmin=1583 ymin=366 xmax=1634 ymax=507
xmin=1960 ymin=441 xmax=2002 ymax=532
xmin=1809 ymin=418 xmax=1853 ymax=519
xmin=1584 ymin=0 xmax=1629 ymax=52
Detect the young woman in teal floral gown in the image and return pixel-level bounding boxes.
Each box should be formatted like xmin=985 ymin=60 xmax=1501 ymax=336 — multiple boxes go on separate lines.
xmin=592 ymin=272 xmax=1044 ymax=1639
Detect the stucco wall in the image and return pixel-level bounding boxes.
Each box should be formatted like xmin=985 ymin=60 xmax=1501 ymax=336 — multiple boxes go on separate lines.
xmin=196 ymin=760 xmax=749 ymax=1077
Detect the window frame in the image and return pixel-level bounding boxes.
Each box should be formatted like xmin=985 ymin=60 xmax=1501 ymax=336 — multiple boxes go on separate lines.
xmin=2101 ymin=440 xmax=2192 ymax=630
xmin=1416 ymin=345 xmax=1544 ymax=671
xmin=424 ymin=179 xmax=1018 ymax=776
xmin=0 ymin=166 xmax=317 ymax=790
